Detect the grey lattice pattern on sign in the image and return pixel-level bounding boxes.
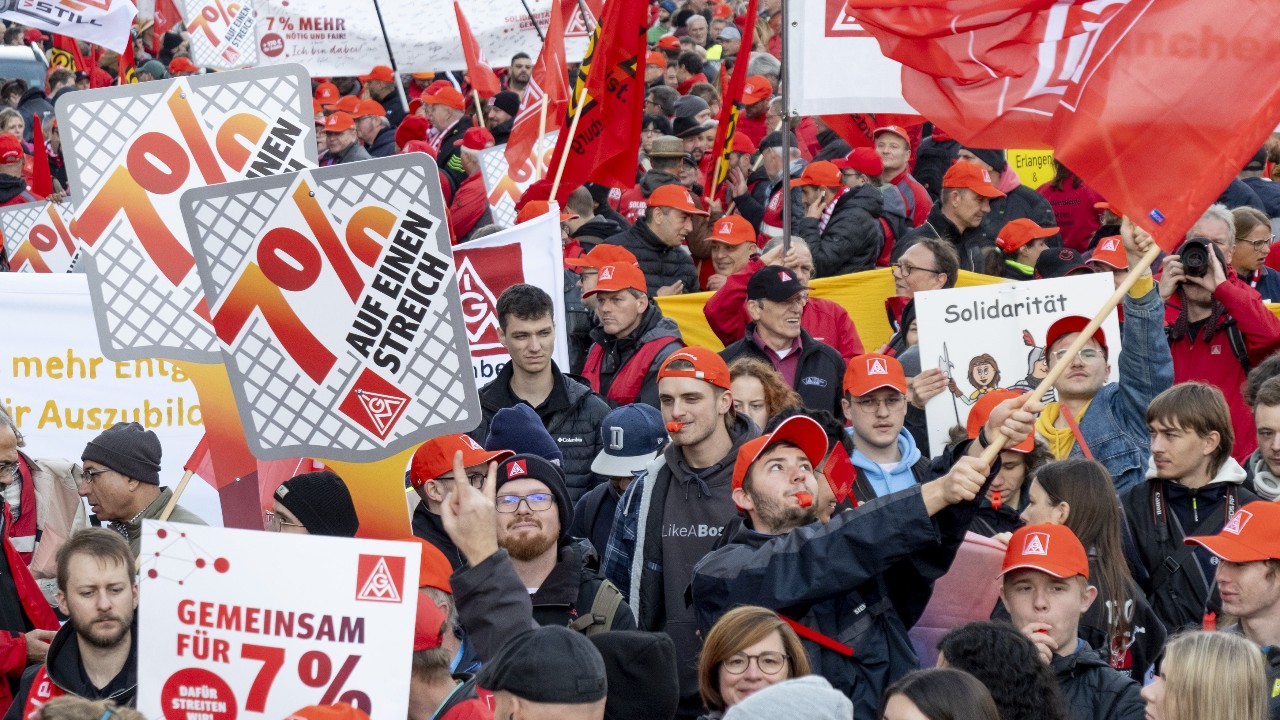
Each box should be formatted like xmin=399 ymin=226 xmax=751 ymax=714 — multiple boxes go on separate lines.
xmin=0 ymin=202 xmax=43 ymax=267
xmin=185 ymin=184 xmax=289 ymax=291
xmin=477 ymin=147 xmax=517 ymax=226
xmin=182 ymin=0 xmax=261 ymax=69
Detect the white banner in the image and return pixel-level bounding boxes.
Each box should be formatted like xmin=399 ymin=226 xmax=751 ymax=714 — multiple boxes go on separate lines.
xmin=787 ymin=0 xmax=916 ymax=116
xmin=453 ymin=211 xmax=567 ymax=384
xmin=915 ymin=273 xmax=1121 ymax=456
xmin=1 ymin=0 xmax=136 ymax=52
xmin=0 ymin=200 xmax=81 ymax=274
xmin=179 ymin=0 xmax=260 ymax=69
xmin=254 ymin=0 xmax=391 ymax=76
xmin=138 ymin=521 xmax=419 ymax=720
xmin=0 ymin=274 xmax=219 ymax=525
xmin=477 ymin=131 xmax=559 ymax=228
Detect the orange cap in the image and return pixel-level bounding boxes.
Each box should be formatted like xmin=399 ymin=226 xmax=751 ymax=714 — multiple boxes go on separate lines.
xmin=565 ymin=244 xmax=638 ymax=270
xmin=584 ymin=263 xmax=646 ymax=297
xmin=966 ymin=389 xmax=1031 ymax=452
xmin=996 ymin=219 xmax=1058 ymax=253
xmin=647 ymin=184 xmax=709 ymax=215
xmin=873 ymin=125 xmax=911 ymax=147
xmin=1088 ymin=235 xmax=1126 ymax=269
xmin=656 ymin=35 xmax=680 ymax=51
xmin=168 ymin=57 xmax=198 ymax=74
xmin=422 ymin=86 xmax=466 ymax=111
xmin=657 ymin=346 xmax=731 ymax=390
xmin=361 ymin=65 xmax=396 ymax=83
xmin=314 ymin=81 xmax=340 ymax=106
xmin=1185 ymin=501 xmax=1280 ymax=562
xmin=1001 ymin=523 xmax=1090 ymax=580
xmin=354 ymin=98 xmax=386 ymax=118
xmin=942 ymin=160 xmax=1005 ymax=198
xmin=403 ymin=537 xmax=452 ymax=593
xmin=287 ymin=705 xmax=371 ymax=720
xmin=323 ymin=112 xmax=355 ymax=133
xmin=646 ymin=51 xmax=667 ymax=69
xmin=516 ymin=200 xmax=579 ymax=224
xmin=330 ymin=95 xmax=359 ymax=114
xmin=707 ymin=214 xmax=755 ymax=246
xmin=731 ymin=415 xmax=829 ymax=492
xmin=712 ymin=3 xmax=733 ymax=18
xmin=842 ymin=353 xmax=906 ymax=397
xmin=409 ymin=433 xmax=513 ymax=488
xmin=790 ymin=160 xmax=841 ymax=189
xmin=742 ymin=75 xmax=772 ymax=104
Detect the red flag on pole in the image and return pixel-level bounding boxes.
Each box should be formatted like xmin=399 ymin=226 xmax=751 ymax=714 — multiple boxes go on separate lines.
xmin=49 ymin=35 xmax=87 ymax=72
xmin=153 ymin=0 xmax=181 ymax=55
xmin=454 ymin=2 xmax=502 ymax=98
xmin=820 ymin=113 xmax=923 ymax=149
xmin=31 ymin=117 xmax=52 ymax=197
xmin=119 ymin=33 xmax=137 ymax=85
xmin=505 ymin=0 xmax=569 ymax=169
xmin=704 ymin=0 xmax=758 ymax=199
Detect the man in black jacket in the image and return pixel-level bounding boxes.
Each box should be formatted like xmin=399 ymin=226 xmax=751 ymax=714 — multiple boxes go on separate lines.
xmin=720 ymin=265 xmax=845 ymax=417
xmin=1000 ymin=523 xmax=1144 ymax=720
xmin=469 ymin=285 xmax=611 ymax=503
xmin=354 ymin=99 xmax=395 ymax=158
xmin=795 ymin=152 xmax=886 ymax=277
xmin=320 ymin=112 xmax=372 ymax=166
xmin=360 ymin=64 xmax=407 ymax=126
xmin=602 ymin=183 xmax=703 ymax=296
xmin=418 ymin=86 xmax=473 ymax=189
xmin=409 ymin=434 xmax=513 ymax=569
xmin=895 ymin=160 xmax=1006 ymax=272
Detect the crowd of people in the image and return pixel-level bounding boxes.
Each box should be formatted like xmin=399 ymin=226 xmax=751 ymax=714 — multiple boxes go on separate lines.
xmin=3 ymin=1 xmax=1280 ymax=720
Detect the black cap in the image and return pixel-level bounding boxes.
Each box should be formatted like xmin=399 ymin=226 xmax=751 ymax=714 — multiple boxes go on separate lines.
xmin=274 ymin=470 xmax=360 ymax=537
xmin=747 ymin=265 xmax=805 ymax=301
xmin=1034 ymin=248 xmax=1093 ymax=279
xmin=495 ymin=454 xmax=573 ymax=542
xmin=1246 ymin=147 xmax=1268 ymax=172
xmin=963 ymin=146 xmax=1008 ymax=173
xmin=477 ymin=626 xmax=608 ymax=703
xmin=759 ymin=130 xmax=798 ymax=152
xmin=673 ymin=115 xmax=714 ymax=138
xmin=590 ymin=631 xmax=679 ymax=720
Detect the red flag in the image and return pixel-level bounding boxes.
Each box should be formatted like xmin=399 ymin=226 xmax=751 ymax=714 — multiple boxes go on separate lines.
xmin=819 ymin=113 xmax=923 ymax=149
xmin=49 ymin=35 xmax=87 ymax=72
xmin=505 ymin=0 xmax=569 ymax=169
xmin=31 ymin=118 xmax=51 ymax=197
xmin=154 ymin=0 xmax=182 ymax=44
xmin=183 ymin=434 xmax=214 ymax=481
xmin=704 ymin=0 xmax=758 ymax=199
xmin=454 ymin=2 xmax=502 ymax=99
xmin=118 ymin=34 xmax=137 ymax=85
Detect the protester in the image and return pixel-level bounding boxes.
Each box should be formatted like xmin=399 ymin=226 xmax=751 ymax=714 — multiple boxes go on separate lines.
xmin=957 ymin=147 xmax=1057 ymax=251
xmin=269 ymin=470 xmax=360 ymax=537
xmin=895 ymin=160 xmax=1005 ymax=272
xmin=937 ymin=621 xmax=1068 ymax=720
xmin=619 ymin=135 xmax=685 ymax=224
xmin=1247 ymin=375 xmax=1280 ymax=500
xmin=1139 ymin=631 xmax=1268 ymax=720
xmin=359 ymin=65 xmax=406 ymax=125
xmin=840 ymin=353 xmax=933 ymax=504
xmin=590 ymin=631 xmax=681 ymax=720
xmin=727 ymin=358 xmax=800 ymax=432
xmin=407 ymin=589 xmax=489 ymax=720
xmin=1240 ymin=147 xmax=1280 ymax=219
xmin=354 ymin=98 xmax=394 ymax=158
xmin=885 ymin=237 xmax=959 ymax=357
xmin=409 ymin=434 xmax=512 ymax=569
xmin=0 ymin=135 xmax=38 ymax=206
xmin=696 ymin=605 xmax=810 ymax=718
xmin=602 ymin=184 xmax=704 ymax=296
xmin=875 ymin=126 xmax=932 ymax=227
xmin=486 ymin=91 xmax=518 ymax=144
xmin=721 ymin=677 xmax=853 ymax=720
xmin=1038 ymin=161 xmax=1104 ymax=252
xmin=30 ymin=697 xmax=144 ymax=720
xmin=963 ymin=389 xmax=1052 ymax=536
xmin=881 ymin=668 xmax=1001 ymax=720
xmin=321 ymin=111 xmax=371 ymax=166
xmin=418 ymin=86 xmax=472 ymax=188
xmin=704 ymin=215 xmax=757 ymax=291
xmin=476 ymin=626 xmax=608 ymax=720
xmin=448 ymin=126 xmax=496 ymax=243
xmin=792 ymin=154 xmax=886 ymax=277
xmin=986 ymin=218 xmax=1058 ymax=280
xmin=733 ymin=131 xmax=804 ymax=241
xmin=1231 ymin=206 xmax=1280 ymax=301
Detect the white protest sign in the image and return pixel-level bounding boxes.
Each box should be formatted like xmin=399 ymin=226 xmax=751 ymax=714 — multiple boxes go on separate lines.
xmin=453 ymin=210 xmax=567 ymax=384
xmin=179 ymin=0 xmax=260 ymax=69
xmin=477 ymin=132 xmax=559 ymax=228
xmin=254 ymin=0 xmax=391 ymax=76
xmin=57 ymin=65 xmax=316 ymax=364
xmin=915 ymin=273 xmax=1121 ymax=456
xmin=182 ymin=154 xmax=480 ymax=462
xmin=1 ymin=0 xmax=136 ymax=52
xmin=138 ymin=521 xmax=419 ymax=720
xmin=786 ymin=0 xmax=916 ymax=115
xmin=0 ymin=200 xmax=81 ymax=273
xmin=0 ymin=274 xmax=219 ymax=525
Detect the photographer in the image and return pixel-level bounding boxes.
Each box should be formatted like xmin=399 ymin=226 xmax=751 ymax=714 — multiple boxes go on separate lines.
xmin=1161 ymin=205 xmax=1280 ymax=464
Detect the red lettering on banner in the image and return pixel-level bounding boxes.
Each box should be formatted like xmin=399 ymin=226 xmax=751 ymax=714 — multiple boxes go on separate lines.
xmin=240 ymin=643 xmax=284 ymax=713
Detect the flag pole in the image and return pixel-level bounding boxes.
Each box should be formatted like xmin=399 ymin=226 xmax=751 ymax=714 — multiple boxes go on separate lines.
xmin=977 ymin=238 xmax=1161 ymax=466
xmin=550 ymin=85 xmax=589 ymax=199
xmin=779 ymin=0 xmax=792 ymax=257
xmin=518 ymin=0 xmax=547 ymax=41
xmin=159 ymin=470 xmax=194 ymax=521
xmin=473 ymin=89 xmax=486 ymax=126
xmin=370 ymin=0 xmax=412 ymax=116
xmin=536 ymin=92 xmax=549 ymax=180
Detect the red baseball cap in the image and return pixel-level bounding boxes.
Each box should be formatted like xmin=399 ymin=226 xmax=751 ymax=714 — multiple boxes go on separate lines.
xmin=1001 ymin=523 xmax=1090 ymax=580
xmin=287 ymin=705 xmax=371 ymax=720
xmin=833 ymin=147 xmax=883 ymax=176
xmin=873 ymin=125 xmax=911 ymax=147
xmin=314 ymin=81 xmax=340 ymax=106
xmin=647 ymin=184 xmax=709 ymax=215
xmin=421 ymin=86 xmax=466 ymax=111
xmin=584 ymin=262 xmax=646 ymax=297
xmin=361 ymin=65 xmax=396 ymax=83
xmin=731 ymin=415 xmax=829 ymax=492
xmin=23 ymin=29 xmax=47 ymax=43
xmin=996 ymin=218 xmax=1058 ymax=253
xmin=656 ymin=35 xmax=680 ymax=51
xmin=707 ymin=215 xmax=755 ymax=246
xmin=403 ymin=537 xmax=452 ymax=593
xmin=354 ymin=99 xmax=386 ymax=118
xmin=330 ymin=95 xmax=359 ymax=114
xmin=966 ymin=389 xmax=1032 ymax=452
xmin=515 ymin=200 xmax=579 ymax=224
xmin=461 ymin=126 xmax=495 ymax=151
xmin=409 ymin=433 xmax=513 ymax=487
xmin=729 ymin=133 xmax=757 ymax=155
xmin=842 ymin=353 xmax=907 ymax=397
xmin=712 ymin=3 xmax=733 ymax=19
xmin=565 ymin=243 xmax=638 ymax=270
xmin=657 ymin=346 xmax=730 ymax=390
xmin=942 ymin=160 xmax=1005 ymax=198
xmin=0 ymin=136 xmax=23 ymax=165
xmin=168 ymin=57 xmax=198 ymax=74
xmin=647 ymin=51 xmax=667 ymax=69
xmin=1043 ymin=315 xmax=1107 ymax=357
xmin=1088 ymin=235 xmax=1126 ymax=270
xmin=790 ymin=160 xmax=841 ymax=189
xmin=323 ymin=112 xmax=355 ymax=133
xmin=742 ymin=75 xmax=772 ymax=104
xmin=1185 ymin=501 xmax=1280 ymax=562
xmin=413 ymin=594 xmax=448 ymax=652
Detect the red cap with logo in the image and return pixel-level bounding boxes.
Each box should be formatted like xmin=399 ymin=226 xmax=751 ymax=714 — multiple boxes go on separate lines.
xmin=584 ymin=262 xmax=646 ymax=297
xmin=0 ymin=136 xmax=23 ymax=165
xmin=1185 ymin=501 xmax=1280 ymax=562
xmin=409 ymin=434 xmax=513 ymax=488
xmin=996 ymin=218 xmax=1058 ymax=253
xmin=516 ymin=199 xmax=579 ymax=224
xmin=656 ymin=35 xmax=681 ymax=51
xmin=966 ymin=389 xmax=1032 ymax=452
xmin=1043 ymin=315 xmax=1108 ymax=356
xmin=648 ymin=184 xmax=709 ymax=215
xmin=657 ymin=346 xmax=731 ymax=390
xmin=565 ymin=243 xmax=638 ymax=270
xmin=461 ymin=126 xmax=496 ymax=151
xmin=354 ymin=99 xmax=386 ymax=118
xmin=942 ymin=160 xmax=1005 ymax=198
xmin=329 ymin=95 xmax=360 ymax=114
xmin=422 ymin=86 xmax=466 ymax=111
xmin=1088 ymin=235 xmax=1127 ymax=270
xmin=742 ymin=76 xmax=772 ymax=104
xmin=707 ymin=215 xmax=755 ymax=246
xmin=361 ymin=65 xmax=396 ymax=83
xmin=833 ymin=147 xmax=883 ymax=176
xmin=323 ymin=112 xmax=355 ymax=133
xmin=314 ymin=81 xmax=340 ymax=106
xmin=873 ymin=125 xmax=911 ymax=147
xmin=731 ymin=415 xmax=829 ymax=492
xmin=842 ymin=353 xmax=907 ymax=397
xmin=790 ymin=160 xmax=842 ymax=189
xmin=1001 ymin=523 xmax=1090 ymax=579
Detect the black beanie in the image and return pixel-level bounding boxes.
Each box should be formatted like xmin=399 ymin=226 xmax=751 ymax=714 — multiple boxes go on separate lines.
xmin=589 ymin=631 xmax=679 ymax=720
xmin=491 ymin=90 xmax=520 ymax=118
xmin=82 ymin=422 xmax=162 ymax=485
xmin=274 ymin=470 xmax=360 ymax=537
xmin=964 ymin=146 xmax=1008 ymax=173
xmin=494 ymin=454 xmax=573 ymax=543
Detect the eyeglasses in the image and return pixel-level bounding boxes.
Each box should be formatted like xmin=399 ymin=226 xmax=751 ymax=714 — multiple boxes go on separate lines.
xmin=722 ymin=651 xmax=790 ymax=675
xmin=852 ymin=394 xmax=906 ymax=413
xmin=79 ymin=467 xmax=113 ymax=487
xmin=892 ymin=262 xmax=942 ymax=277
xmin=1241 ymin=234 xmax=1276 ymax=250
xmin=264 ymin=510 xmax=305 ymax=532
xmin=434 ymin=472 xmax=487 ymax=489
xmin=495 ymin=493 xmax=555 ymax=513
xmin=1050 ymin=348 xmax=1104 ymax=362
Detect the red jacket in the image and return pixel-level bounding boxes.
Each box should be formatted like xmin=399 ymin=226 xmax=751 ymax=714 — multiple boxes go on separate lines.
xmin=448 ymin=173 xmax=490 ymax=244
xmin=888 ymin=172 xmax=932 ymax=228
xmin=0 ymin=500 xmax=59 ymax=711
xmin=705 ymin=257 xmax=865 ymax=360
xmin=1165 ymin=277 xmax=1280 ymax=463
xmin=677 ymin=73 xmax=708 ymax=95
xmin=736 ymin=112 xmax=768 ymax=148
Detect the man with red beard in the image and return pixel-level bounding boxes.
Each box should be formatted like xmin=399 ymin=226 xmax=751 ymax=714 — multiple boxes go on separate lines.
xmin=491 ymin=454 xmax=635 ymax=633
xmin=7 ymin=529 xmax=138 ymax=714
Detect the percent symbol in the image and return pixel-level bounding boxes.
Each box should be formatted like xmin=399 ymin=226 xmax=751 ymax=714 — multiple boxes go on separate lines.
xmin=280 ymin=17 xmax=294 ymax=30
xmin=298 ymin=651 xmax=371 ymax=713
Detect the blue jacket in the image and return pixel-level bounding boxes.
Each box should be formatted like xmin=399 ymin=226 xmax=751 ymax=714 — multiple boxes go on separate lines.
xmin=849 ymin=428 xmax=923 ymax=498
xmin=1065 ymin=285 xmax=1172 ymax=493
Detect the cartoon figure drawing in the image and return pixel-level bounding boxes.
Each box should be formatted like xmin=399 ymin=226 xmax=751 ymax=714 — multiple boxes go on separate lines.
xmin=949 ymin=353 xmax=1001 ymax=406
xmin=1008 ymin=330 xmax=1057 ymax=403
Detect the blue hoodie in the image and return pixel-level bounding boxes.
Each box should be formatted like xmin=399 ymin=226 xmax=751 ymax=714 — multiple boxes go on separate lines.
xmin=848 ymin=428 xmax=922 ymax=498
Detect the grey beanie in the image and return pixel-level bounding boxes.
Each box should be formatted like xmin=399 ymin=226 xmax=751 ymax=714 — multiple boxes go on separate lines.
xmin=723 ymin=676 xmax=853 ymax=720
xmin=82 ymin=422 xmax=162 ymax=485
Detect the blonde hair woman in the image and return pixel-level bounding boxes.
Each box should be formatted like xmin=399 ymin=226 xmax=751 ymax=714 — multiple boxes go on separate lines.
xmin=1141 ymin=631 xmax=1267 ymax=720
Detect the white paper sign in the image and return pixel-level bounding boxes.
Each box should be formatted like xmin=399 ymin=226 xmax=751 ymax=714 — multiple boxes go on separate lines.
xmin=138 ymin=521 xmax=420 ymax=720
xmin=0 ymin=200 xmax=81 ymax=274
xmin=478 ymin=131 xmax=559 ymax=228
xmin=786 ymin=0 xmax=917 ymax=115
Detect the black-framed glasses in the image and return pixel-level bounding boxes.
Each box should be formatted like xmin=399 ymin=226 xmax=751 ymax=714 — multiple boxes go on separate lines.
xmin=495 ymin=493 xmax=555 ymax=514
xmin=1242 ymin=234 xmax=1276 ymax=250
xmin=852 ymin=394 xmax=906 ymax=413
xmin=80 ymin=467 xmax=112 ymax=487
xmin=435 ymin=472 xmax=486 ymax=489
xmin=892 ymin=262 xmax=942 ymax=276
xmin=722 ymin=651 xmax=790 ymax=675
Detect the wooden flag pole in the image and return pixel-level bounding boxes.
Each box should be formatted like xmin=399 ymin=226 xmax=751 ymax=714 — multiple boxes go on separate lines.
xmin=550 ymin=85 xmax=589 ymax=200
xmin=535 ymin=93 xmax=549 ymax=180
xmin=473 ymin=90 xmax=486 ymax=126
xmin=977 ymin=238 xmax=1162 ymax=467
xmin=159 ymin=470 xmax=195 ymax=521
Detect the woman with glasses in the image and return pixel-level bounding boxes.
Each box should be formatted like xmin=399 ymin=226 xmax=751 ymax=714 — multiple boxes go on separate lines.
xmin=697 ymin=605 xmax=810 ymax=719
xmin=1231 ymin=206 xmax=1280 ymax=302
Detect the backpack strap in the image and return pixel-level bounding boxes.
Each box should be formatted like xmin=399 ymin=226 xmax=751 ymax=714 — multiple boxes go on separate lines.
xmin=603 ymin=337 xmax=680 ymax=405
xmin=568 ymin=579 xmax=625 ymax=636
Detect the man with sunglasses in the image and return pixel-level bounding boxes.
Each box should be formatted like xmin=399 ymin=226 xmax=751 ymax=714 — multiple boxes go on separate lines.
xmin=408 ymin=434 xmax=513 ymax=570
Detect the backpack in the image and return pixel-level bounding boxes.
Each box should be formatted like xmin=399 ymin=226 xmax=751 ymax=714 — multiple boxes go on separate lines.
xmin=568 ymin=579 xmax=626 ymax=636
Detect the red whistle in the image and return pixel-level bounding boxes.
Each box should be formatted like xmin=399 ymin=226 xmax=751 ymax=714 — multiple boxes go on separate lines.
xmin=1035 ymin=628 xmax=1050 ymax=634
xmin=666 ymin=422 xmax=683 ymax=433
xmin=796 ymin=491 xmax=813 ymax=507
xmin=992 ymin=490 xmax=1002 ymax=511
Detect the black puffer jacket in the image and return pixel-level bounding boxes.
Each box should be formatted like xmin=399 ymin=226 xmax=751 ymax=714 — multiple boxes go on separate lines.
xmin=895 ymin=202 xmax=991 ymax=273
xmin=530 ymin=539 xmax=637 ymax=633
xmin=572 ymin=214 xmax=626 ymax=252
xmin=587 ymin=303 xmax=684 ymax=408
xmin=601 ymin=220 xmax=698 ymax=296
xmin=795 ymin=185 xmax=886 ymax=277
xmin=974 ymin=184 xmax=1058 ymax=251
xmin=366 ymin=126 xmax=396 ymax=158
xmin=564 ymin=268 xmax=595 ymax=374
xmin=720 ymin=325 xmax=845 ymax=418
xmin=470 ymin=361 xmax=611 ymax=502
xmin=1050 ymin=645 xmax=1145 ymax=720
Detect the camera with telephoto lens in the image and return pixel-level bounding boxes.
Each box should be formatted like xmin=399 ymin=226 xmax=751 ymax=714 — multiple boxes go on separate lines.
xmin=1180 ymin=238 xmax=1213 ymax=279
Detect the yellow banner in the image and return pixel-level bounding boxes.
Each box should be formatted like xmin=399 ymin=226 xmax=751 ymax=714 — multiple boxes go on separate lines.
xmin=1007 ymin=149 xmax=1055 ymax=189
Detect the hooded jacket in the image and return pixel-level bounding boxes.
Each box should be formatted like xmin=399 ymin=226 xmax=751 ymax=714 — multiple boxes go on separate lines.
xmin=529 ymin=539 xmax=636 ymax=633
xmin=895 ymin=200 xmax=991 ymax=273
xmin=6 ymin=620 xmax=138 ymax=720
xmin=848 ymin=428 xmax=925 ymax=499
xmin=0 ymin=175 xmax=37 ymax=207
xmin=1050 ymin=644 xmax=1145 ymax=720
xmin=720 ymin=325 xmax=845 ymax=419
xmin=584 ymin=303 xmax=684 ymax=408
xmin=600 ymin=220 xmax=698 ymax=297
xmin=795 ymin=185 xmax=886 ymax=277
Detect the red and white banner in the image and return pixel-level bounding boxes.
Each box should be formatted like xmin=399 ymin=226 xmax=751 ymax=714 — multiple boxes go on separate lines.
xmin=56 ymin=66 xmax=317 ymax=364
xmin=181 ymin=154 xmax=480 ymax=462
xmin=254 ymin=0 xmax=391 ymax=75
xmin=138 ymin=522 xmax=419 ymax=720
xmin=478 ymin=131 xmax=558 ymax=227
xmin=786 ymin=0 xmax=916 ymax=116
xmin=0 ymin=200 xmax=81 ymax=274
xmin=1 ymin=0 xmax=136 ymax=52
xmin=179 ymin=0 xmax=260 ymax=69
